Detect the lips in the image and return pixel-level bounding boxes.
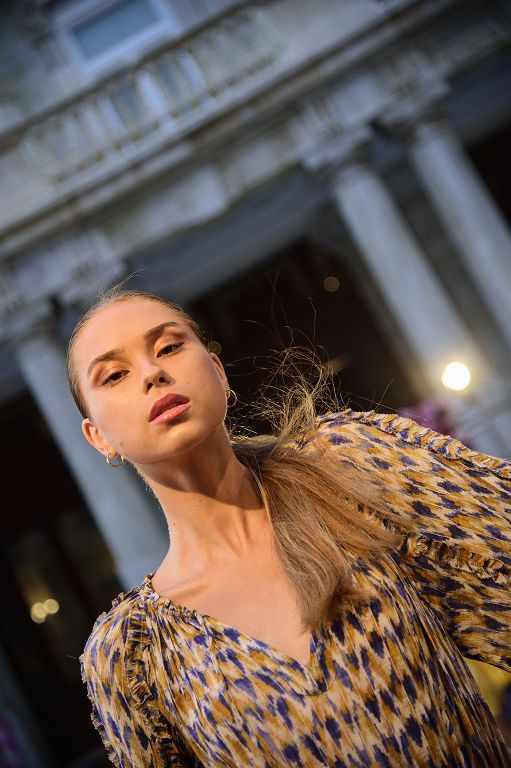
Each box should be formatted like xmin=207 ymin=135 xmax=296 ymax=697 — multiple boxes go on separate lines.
xmin=149 ymin=393 xmax=190 ymax=422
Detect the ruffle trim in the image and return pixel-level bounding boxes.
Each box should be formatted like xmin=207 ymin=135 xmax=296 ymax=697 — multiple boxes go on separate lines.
xmin=84 ymin=583 xmax=142 ymax=638
xmin=78 ymin=588 xmax=143 ymax=767
xmin=360 ymin=503 xmax=511 ymax=584
xmin=356 ymin=503 xmax=509 ymax=583
xmin=79 ymin=651 xmax=123 ymax=768
xmin=124 ymin=601 xmax=187 ymax=761
xmin=399 ymin=532 xmax=511 ymax=586
xmin=319 ymin=408 xmax=511 ymax=479
xmin=79 ymin=587 xmax=187 ymax=765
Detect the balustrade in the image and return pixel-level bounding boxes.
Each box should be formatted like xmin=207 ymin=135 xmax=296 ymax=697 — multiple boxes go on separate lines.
xmin=20 ymin=7 xmax=279 ymax=182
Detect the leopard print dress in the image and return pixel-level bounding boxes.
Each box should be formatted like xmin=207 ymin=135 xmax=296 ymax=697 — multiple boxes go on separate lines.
xmin=80 ymin=409 xmax=511 ymax=767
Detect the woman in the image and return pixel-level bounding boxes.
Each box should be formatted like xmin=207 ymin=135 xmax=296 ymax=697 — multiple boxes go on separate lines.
xmin=69 ymin=285 xmax=511 ymax=767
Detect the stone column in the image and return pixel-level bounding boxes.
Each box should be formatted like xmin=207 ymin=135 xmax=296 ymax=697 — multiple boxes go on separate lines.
xmin=384 ymin=99 xmax=511 ymax=352
xmin=305 ymin=130 xmax=511 ymax=456
xmin=8 ymin=303 xmax=167 ymax=589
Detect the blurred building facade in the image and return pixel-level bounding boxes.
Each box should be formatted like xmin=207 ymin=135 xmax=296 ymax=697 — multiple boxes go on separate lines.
xmin=0 ymin=1 xmax=511 ymax=765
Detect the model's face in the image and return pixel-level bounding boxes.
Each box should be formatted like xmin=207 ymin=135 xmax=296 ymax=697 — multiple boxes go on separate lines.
xmin=74 ymin=299 xmax=229 ymax=467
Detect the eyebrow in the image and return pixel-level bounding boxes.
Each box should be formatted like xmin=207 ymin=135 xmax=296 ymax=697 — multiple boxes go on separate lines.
xmin=87 ymin=321 xmax=182 ymax=379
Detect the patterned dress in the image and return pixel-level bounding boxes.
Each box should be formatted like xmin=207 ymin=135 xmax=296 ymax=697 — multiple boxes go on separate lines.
xmin=79 ymin=409 xmax=511 ymax=767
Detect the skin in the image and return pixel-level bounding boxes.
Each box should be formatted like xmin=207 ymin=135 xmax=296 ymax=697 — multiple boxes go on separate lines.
xmin=74 ymin=299 xmax=272 ymax=585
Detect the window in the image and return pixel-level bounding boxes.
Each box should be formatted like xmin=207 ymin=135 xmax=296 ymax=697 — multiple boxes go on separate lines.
xmin=54 ymin=0 xmax=181 ymax=78
xmin=72 ymin=0 xmax=159 ymax=60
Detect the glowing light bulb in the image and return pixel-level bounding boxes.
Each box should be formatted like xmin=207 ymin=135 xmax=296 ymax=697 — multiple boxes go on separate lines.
xmin=441 ymin=362 xmax=471 ymax=391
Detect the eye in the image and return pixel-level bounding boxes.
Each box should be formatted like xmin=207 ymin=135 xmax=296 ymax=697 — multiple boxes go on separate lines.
xmin=101 ymin=342 xmax=184 ymax=386
xmin=158 ymin=341 xmax=184 ymax=356
xmin=102 ymin=370 xmax=125 ymax=386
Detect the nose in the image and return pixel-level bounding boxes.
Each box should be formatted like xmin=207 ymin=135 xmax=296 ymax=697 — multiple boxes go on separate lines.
xmin=144 ymin=364 xmax=173 ymax=392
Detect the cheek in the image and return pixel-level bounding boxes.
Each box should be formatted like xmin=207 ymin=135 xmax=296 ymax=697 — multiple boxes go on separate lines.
xmin=89 ymin=390 xmax=134 ymax=439
xmin=186 ymin=357 xmax=227 ymax=410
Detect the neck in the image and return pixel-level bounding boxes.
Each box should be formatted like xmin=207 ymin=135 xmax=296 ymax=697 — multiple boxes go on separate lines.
xmin=136 ymin=428 xmax=269 ymax=574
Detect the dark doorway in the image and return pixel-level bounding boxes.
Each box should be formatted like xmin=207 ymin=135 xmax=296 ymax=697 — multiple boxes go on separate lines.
xmin=190 ymin=239 xmax=417 ymax=435
xmin=0 ymin=394 xmax=122 ymax=767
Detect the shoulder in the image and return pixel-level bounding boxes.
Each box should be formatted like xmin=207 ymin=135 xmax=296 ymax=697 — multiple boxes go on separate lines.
xmin=78 ymin=584 xmax=185 ymax=760
xmin=315 ymin=408 xmax=511 ymax=564
xmin=315 ymin=407 xmax=511 ymax=479
xmin=79 ymin=584 xmax=147 ymax=688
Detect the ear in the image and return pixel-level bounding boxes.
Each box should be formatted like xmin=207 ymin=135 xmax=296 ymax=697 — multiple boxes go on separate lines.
xmin=209 ymin=351 xmax=229 ymax=389
xmin=82 ymin=417 xmax=115 ymax=459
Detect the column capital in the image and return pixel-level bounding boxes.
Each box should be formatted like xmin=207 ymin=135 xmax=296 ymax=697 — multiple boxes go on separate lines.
xmin=379 ymin=81 xmax=450 ymax=143
xmin=1 ymin=300 xmax=57 ymax=353
xmin=303 ymin=126 xmax=372 ymax=186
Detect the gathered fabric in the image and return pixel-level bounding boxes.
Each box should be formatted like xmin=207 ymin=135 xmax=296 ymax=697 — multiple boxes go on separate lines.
xmin=80 ymin=409 xmax=511 ymax=767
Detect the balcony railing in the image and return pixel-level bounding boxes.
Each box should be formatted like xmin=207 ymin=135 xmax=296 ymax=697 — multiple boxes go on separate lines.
xmin=20 ymin=6 xmax=279 ymax=183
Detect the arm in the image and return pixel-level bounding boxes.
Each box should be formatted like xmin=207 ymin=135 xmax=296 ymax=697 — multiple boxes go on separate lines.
xmin=319 ymin=409 xmax=511 ymax=670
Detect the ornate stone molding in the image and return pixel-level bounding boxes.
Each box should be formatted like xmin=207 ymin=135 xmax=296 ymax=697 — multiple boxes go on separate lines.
xmin=3 ymin=0 xmax=504 ymax=263
xmin=379 ymin=80 xmax=450 ymax=143
xmin=302 ymin=126 xmax=372 ymax=185
xmin=20 ymin=6 xmax=281 ymax=184
xmin=0 ymin=228 xmax=124 ymax=348
xmin=14 ymin=228 xmax=121 ymax=301
xmin=367 ymin=43 xmax=456 ymax=143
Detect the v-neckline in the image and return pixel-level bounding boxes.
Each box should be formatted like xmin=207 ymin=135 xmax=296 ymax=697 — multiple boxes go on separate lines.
xmin=142 ymin=571 xmax=318 ymax=674
xmin=204 ymin=609 xmax=316 ymax=672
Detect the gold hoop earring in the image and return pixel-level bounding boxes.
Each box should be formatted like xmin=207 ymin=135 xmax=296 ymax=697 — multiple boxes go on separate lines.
xmin=106 ymin=453 xmax=125 ymax=468
xmin=226 ymin=387 xmax=238 ymax=407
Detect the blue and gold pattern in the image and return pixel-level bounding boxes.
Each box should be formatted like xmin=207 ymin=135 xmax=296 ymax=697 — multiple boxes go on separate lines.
xmin=80 ymin=409 xmax=511 ymax=766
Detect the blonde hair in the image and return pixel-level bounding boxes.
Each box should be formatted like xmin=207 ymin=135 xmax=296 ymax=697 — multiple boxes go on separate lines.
xmin=66 ymin=281 xmax=416 ymax=633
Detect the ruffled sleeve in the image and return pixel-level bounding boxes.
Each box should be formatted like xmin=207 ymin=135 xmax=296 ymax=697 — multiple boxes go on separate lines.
xmin=79 ymin=590 xmax=193 ymax=767
xmin=317 ymin=409 xmax=511 ymax=671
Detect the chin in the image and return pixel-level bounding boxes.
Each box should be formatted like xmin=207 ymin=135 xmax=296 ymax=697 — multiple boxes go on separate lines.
xmin=151 ymin=415 xmax=225 ymax=459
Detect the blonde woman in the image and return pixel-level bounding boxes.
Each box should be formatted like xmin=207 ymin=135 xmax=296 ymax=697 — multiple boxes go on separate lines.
xmin=69 ymin=285 xmax=511 ymax=767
